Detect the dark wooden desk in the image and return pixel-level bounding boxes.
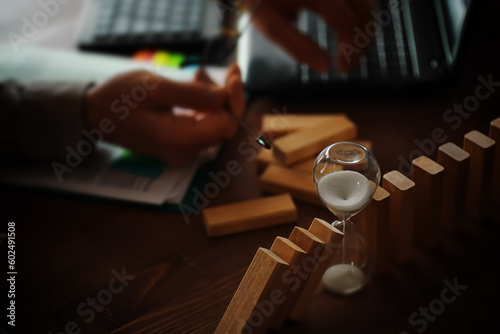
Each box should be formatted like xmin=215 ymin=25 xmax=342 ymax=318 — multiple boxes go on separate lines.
xmin=2 ymin=1 xmax=500 ymax=333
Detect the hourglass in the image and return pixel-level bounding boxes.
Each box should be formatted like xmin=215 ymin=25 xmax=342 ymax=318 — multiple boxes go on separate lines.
xmin=313 ymin=141 xmax=381 ymax=295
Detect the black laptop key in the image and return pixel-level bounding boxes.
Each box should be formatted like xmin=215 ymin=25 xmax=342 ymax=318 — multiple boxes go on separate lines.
xmin=78 ymin=0 xmax=221 ymax=54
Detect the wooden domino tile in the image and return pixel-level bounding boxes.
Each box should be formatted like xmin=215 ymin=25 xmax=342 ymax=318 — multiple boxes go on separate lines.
xmin=259 ymin=165 xmax=323 ymax=206
xmin=267 ymin=237 xmax=308 ymax=331
xmin=257 ymin=140 xmax=372 ymax=173
xmin=291 ymin=157 xmax=317 ymax=173
xmin=437 ymin=142 xmax=470 ymax=232
xmin=356 ymin=186 xmax=391 ymax=275
xmin=215 ymin=248 xmax=289 ymax=334
xmin=411 ymin=156 xmax=444 ymax=249
xmin=272 ymin=116 xmax=357 ymax=166
xmin=383 ymin=170 xmax=416 ymax=264
xmin=256 ymin=148 xmax=282 ymax=172
xmin=202 ymin=193 xmax=297 ymax=237
xmin=288 ymin=218 xmax=343 ymax=321
xmin=289 ymin=140 xmax=373 ymax=173
xmin=463 ymin=130 xmax=496 ymax=219
xmin=490 ymin=118 xmax=500 ymax=202
xmin=262 ymin=114 xmax=345 ymax=138
xmin=275 ymin=226 xmax=325 ymax=324
xmin=291 ymin=140 xmax=371 ymax=174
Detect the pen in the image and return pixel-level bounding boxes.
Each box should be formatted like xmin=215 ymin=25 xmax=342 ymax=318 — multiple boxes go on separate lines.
xmin=223 ymin=102 xmax=271 ymax=149
xmin=193 ymin=0 xmax=271 ymax=149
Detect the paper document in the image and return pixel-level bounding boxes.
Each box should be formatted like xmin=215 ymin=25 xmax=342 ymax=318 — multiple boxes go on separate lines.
xmin=0 ymin=44 xmax=228 ymax=207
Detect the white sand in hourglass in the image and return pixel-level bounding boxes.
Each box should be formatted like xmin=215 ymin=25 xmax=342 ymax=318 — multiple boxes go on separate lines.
xmin=322 ymin=264 xmax=365 ymax=294
xmin=317 ymin=170 xmax=372 ymax=219
xmin=317 ymin=170 xmax=372 ymax=294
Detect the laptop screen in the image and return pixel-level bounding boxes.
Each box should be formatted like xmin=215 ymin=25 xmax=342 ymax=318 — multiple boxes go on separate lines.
xmin=441 ymin=0 xmax=473 ymax=61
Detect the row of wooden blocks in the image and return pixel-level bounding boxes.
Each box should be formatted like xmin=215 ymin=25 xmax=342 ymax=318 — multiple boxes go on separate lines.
xmin=260 ymin=117 xmax=500 ymax=272
xmin=215 ymin=217 xmax=344 ymax=334
xmin=214 ymin=116 xmax=499 ymax=333
xmin=204 ymin=116 xmax=500 ymax=240
xmin=212 ymin=114 xmax=363 ymax=332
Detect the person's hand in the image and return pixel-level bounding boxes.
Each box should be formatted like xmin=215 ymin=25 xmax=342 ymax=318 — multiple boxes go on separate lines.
xmin=85 ymin=64 xmax=245 ymax=166
xmin=245 ymin=0 xmax=377 ymax=73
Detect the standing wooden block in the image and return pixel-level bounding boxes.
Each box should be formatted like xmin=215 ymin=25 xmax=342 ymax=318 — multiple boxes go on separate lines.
xmin=383 ymin=171 xmax=416 ymax=264
xmin=356 ymin=186 xmax=391 ymax=275
xmin=272 ymin=116 xmax=357 ymax=166
xmin=437 ymin=142 xmax=470 ymax=232
xmin=215 ymin=248 xmax=289 ymax=334
xmin=259 ymin=165 xmax=322 ymax=206
xmin=202 ymin=194 xmax=297 ymax=237
xmin=490 ymin=118 xmax=500 ymax=202
xmin=463 ymin=130 xmax=496 ymax=219
xmin=411 ymin=156 xmax=444 ymax=249
xmin=288 ymin=218 xmax=344 ymax=321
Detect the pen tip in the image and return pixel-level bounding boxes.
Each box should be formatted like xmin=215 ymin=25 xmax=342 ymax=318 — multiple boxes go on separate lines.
xmin=256 ymin=136 xmax=271 ymax=150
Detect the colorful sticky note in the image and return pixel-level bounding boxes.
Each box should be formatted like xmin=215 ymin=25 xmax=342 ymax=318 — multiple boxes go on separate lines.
xmin=132 ymin=50 xmax=155 ymax=62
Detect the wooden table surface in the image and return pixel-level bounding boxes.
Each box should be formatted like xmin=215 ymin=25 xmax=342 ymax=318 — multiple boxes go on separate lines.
xmin=2 ymin=1 xmax=500 ymax=333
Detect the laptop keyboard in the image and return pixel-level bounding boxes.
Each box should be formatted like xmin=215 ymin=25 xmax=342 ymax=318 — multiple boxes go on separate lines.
xmin=79 ymin=0 xmax=218 ymax=53
xmin=298 ymin=0 xmax=413 ymax=83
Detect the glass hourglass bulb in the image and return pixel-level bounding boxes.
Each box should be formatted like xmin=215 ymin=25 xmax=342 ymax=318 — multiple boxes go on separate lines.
xmin=313 ymin=141 xmax=381 ymax=295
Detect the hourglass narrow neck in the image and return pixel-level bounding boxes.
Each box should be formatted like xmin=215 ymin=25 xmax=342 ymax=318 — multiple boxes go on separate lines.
xmin=332 ymin=219 xmax=351 ymax=234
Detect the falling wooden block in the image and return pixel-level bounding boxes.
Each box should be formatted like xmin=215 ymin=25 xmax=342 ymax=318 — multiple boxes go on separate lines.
xmin=288 ymin=218 xmax=343 ymax=321
xmin=272 ymin=116 xmax=357 ymax=166
xmin=266 ymin=237 xmax=308 ymax=332
xmin=383 ymin=170 xmax=416 ymax=264
xmin=463 ymin=130 xmax=496 ymax=219
xmin=490 ymin=118 xmax=500 ymax=202
xmin=437 ymin=142 xmax=470 ymax=232
xmin=268 ymin=226 xmax=325 ymax=325
xmin=202 ymin=194 xmax=297 ymax=237
xmin=267 ymin=237 xmax=308 ymax=330
xmin=215 ymin=248 xmax=289 ymax=334
xmin=411 ymin=156 xmax=444 ymax=249
xmin=287 ymin=226 xmax=326 ymax=275
xmin=356 ymin=186 xmax=391 ymax=275
xmin=262 ymin=114 xmax=345 ymax=138
xmin=259 ymin=165 xmax=322 ymax=206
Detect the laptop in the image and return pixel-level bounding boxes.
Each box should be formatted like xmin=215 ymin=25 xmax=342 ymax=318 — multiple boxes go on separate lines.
xmin=77 ymin=0 xmax=222 ymax=55
xmin=237 ymin=0 xmax=475 ymax=96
